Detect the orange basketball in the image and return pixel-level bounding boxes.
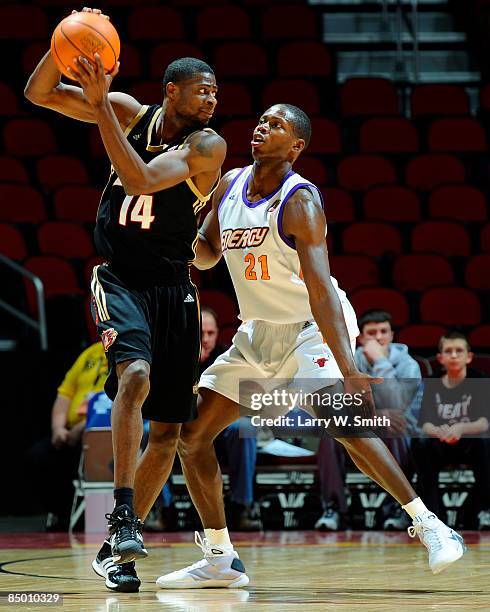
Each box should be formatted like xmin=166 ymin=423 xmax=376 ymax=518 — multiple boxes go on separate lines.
xmin=50 ymin=12 xmax=120 ymax=81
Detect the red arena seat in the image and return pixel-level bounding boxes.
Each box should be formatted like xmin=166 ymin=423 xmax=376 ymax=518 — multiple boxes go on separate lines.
xmin=411 ymin=221 xmax=471 ymax=257
xmin=428 ymin=118 xmax=487 ymax=153
xmin=342 ymin=223 xmax=402 ymax=257
xmin=0 ymin=157 xmax=29 ymax=183
xmin=411 ymin=85 xmax=469 ymax=117
xmin=351 ymin=288 xmax=409 ymax=327
xmin=0 ymin=185 xmax=46 ymax=223
xmin=420 ymin=287 xmax=481 ymax=326
xmin=117 ymin=44 xmax=142 ymax=80
xmin=214 ymin=43 xmax=268 ymax=78
xmin=469 ymin=325 xmax=490 ymax=349
xmin=397 ymin=324 xmax=448 ymax=351
xmin=261 ymin=5 xmax=318 ymax=40
xmin=337 ymin=156 xmax=396 ymax=191
xmin=221 ymin=119 xmax=260 ymax=155
xmin=197 ymin=6 xmax=250 ymax=41
xmin=428 ymin=185 xmax=487 ymax=222
xmin=36 ymin=155 xmax=89 ymax=191
xmin=363 ymin=187 xmax=421 ymax=222
xmin=54 ymin=186 xmax=101 ymax=223
xmin=37 ymin=222 xmax=94 ymax=259
xmin=405 ymin=155 xmax=465 ymax=191
xmin=24 ymin=256 xmax=83 ymax=312
xmin=262 ymin=79 xmax=321 ymax=115
xmin=481 ymin=224 xmax=490 ymax=252
xmin=294 ymin=156 xmax=328 ymax=185
xmin=465 ymin=255 xmax=490 ymax=290
xmin=330 ymin=255 xmax=379 ymax=291
xmin=128 ymin=7 xmax=185 ymax=40
xmin=0 ymin=224 xmax=28 ymax=260
xmin=360 ymin=118 xmax=418 ymax=153
xmin=321 ymin=188 xmax=354 ymax=222
xmin=277 ymin=42 xmax=332 ymax=77
xmin=150 ymin=43 xmax=204 ymax=79
xmin=214 ymin=82 xmax=253 ymax=117
xmin=340 ymin=78 xmax=399 ymax=117
xmin=0 ymin=5 xmax=48 ymax=39
xmin=0 ymin=82 xmax=22 ymax=116
xmin=393 ymin=254 xmax=454 ymax=292
xmin=4 ymin=119 xmax=57 ymax=157
xmin=308 ymin=118 xmax=341 ymax=154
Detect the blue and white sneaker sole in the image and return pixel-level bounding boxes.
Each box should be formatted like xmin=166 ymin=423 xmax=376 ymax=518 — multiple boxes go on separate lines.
xmin=157 ymin=574 xmax=250 ymax=589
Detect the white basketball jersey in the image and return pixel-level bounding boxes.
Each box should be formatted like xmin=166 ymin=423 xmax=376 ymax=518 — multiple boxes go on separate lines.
xmin=218 ymin=166 xmax=357 ymax=334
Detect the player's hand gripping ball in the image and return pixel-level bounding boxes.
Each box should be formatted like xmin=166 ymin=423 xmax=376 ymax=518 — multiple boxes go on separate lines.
xmin=50 ymin=8 xmax=120 ymax=80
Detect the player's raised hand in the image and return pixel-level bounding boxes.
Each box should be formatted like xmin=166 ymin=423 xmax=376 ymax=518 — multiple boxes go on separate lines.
xmin=343 ymin=371 xmax=383 ymax=419
xmin=71 ymin=7 xmax=110 ymax=20
xmin=68 ymin=53 xmax=119 ymax=107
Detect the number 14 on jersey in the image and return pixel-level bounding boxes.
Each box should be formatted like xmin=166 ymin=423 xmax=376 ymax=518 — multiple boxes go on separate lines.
xmin=119 ymin=195 xmax=155 ymax=230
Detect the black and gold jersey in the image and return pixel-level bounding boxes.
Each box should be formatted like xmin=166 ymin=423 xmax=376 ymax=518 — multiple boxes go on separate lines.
xmin=94 ymin=104 xmax=218 ymax=286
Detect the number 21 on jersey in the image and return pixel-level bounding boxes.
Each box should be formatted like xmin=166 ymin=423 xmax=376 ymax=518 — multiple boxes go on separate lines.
xmin=119 ymin=195 xmax=155 ymax=230
xmin=244 ymin=253 xmax=270 ymax=280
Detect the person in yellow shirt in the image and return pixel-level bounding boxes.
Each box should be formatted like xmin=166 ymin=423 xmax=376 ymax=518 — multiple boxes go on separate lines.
xmin=28 ymin=342 xmax=108 ymax=531
xmin=52 ymin=341 xmax=108 ymax=449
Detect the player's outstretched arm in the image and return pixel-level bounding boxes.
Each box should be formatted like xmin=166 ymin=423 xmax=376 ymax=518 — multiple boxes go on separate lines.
xmin=283 ymin=188 xmax=381 ymax=415
xmin=194 ymin=170 xmax=237 ymax=270
xmin=24 ymin=9 xmax=140 ymax=129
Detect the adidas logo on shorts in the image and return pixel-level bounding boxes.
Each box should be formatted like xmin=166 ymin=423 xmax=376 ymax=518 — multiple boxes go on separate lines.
xmin=184 ymin=294 xmax=195 ymax=303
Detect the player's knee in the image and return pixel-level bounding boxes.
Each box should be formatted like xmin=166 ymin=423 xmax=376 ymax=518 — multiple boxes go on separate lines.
xmin=179 ymin=425 xmax=213 ymax=458
xmin=148 ymin=424 xmax=181 ymax=454
xmin=118 ymin=360 xmax=150 ymax=403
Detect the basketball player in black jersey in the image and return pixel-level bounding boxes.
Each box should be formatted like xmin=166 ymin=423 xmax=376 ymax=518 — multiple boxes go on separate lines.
xmin=25 ymin=7 xmax=225 ymax=592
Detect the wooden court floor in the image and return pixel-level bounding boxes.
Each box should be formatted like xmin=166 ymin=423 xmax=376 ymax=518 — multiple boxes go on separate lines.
xmin=0 ymin=531 xmax=488 ymax=611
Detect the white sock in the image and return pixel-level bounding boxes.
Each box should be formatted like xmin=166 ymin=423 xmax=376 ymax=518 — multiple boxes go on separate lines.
xmin=402 ymin=497 xmax=432 ymax=520
xmin=204 ymin=527 xmax=233 ymax=550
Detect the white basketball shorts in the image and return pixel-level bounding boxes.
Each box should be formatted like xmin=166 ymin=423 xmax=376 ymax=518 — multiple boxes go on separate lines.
xmin=199 ymin=300 xmax=359 ymax=405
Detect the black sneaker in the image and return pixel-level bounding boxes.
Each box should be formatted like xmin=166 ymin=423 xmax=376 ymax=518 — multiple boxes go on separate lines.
xmin=106 ymin=504 xmax=148 ymax=564
xmin=92 ymin=541 xmax=141 ymax=592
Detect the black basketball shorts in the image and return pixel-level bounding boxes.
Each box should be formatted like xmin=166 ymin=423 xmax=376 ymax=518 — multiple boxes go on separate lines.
xmin=90 ymin=264 xmax=200 ymax=423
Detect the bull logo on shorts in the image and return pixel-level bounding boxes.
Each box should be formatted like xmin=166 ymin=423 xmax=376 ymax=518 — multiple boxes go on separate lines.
xmin=314 ymin=357 xmax=328 ymax=368
xmin=101 ymin=328 xmax=118 ymax=352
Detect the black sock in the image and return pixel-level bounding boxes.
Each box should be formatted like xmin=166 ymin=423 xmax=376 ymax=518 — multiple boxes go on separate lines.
xmin=114 ymin=487 xmax=134 ymax=511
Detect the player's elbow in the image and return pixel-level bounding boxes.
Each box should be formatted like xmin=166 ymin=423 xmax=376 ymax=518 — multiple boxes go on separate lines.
xmin=122 ymin=176 xmax=149 ymax=196
xmin=24 ymin=82 xmax=41 ymax=104
xmin=24 ymin=81 xmax=51 ymax=107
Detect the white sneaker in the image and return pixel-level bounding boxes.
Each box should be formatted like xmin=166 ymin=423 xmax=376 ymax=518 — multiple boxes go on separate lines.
xmin=407 ymin=513 xmax=466 ymax=574
xmin=314 ymin=508 xmax=339 ymax=531
xmin=156 ymin=532 xmax=250 ymax=589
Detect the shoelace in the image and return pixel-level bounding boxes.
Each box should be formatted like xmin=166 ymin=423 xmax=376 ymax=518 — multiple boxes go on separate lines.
xmin=105 ymin=512 xmax=140 ymax=545
xmin=176 ymin=532 xmax=226 ymax=574
xmin=407 ymin=522 xmax=443 ymax=552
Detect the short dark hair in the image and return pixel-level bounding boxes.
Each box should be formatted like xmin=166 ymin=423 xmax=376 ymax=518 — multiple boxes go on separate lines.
xmin=438 ymin=331 xmax=471 ymax=353
xmin=202 ymin=305 xmax=219 ymax=326
xmin=358 ymin=310 xmax=393 ymax=332
xmin=162 ymin=57 xmax=214 ymax=94
xmin=281 ymin=103 xmax=312 ymax=148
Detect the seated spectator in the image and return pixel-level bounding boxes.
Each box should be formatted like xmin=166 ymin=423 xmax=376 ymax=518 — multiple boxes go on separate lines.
xmin=315 ymin=310 xmax=421 ymax=531
xmin=27 ymin=341 xmax=108 ymax=530
xmin=203 ymin=307 xmax=262 ymax=530
xmin=411 ymin=331 xmax=490 ymax=530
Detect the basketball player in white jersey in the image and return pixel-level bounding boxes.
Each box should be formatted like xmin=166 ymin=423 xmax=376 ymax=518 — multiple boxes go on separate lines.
xmin=154 ymin=104 xmax=465 ymax=588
